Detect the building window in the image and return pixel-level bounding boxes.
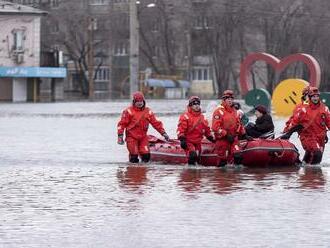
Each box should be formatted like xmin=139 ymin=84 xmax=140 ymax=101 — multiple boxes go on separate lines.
xmin=89 ymin=18 xmax=98 ymax=31
xmin=50 ymin=0 xmax=60 ymax=8
xmin=51 ymin=20 xmax=59 ymax=33
xmin=51 ymin=44 xmax=60 ymax=51
xmin=197 ymin=69 xmax=202 ymax=80
xmin=94 ymin=82 xmax=109 ymax=91
xmin=95 ymin=68 xmax=110 ymax=81
xmin=89 ymin=0 xmax=108 ymax=5
xmin=111 ymin=0 xmax=129 ymax=3
xmin=191 ymin=67 xmax=210 ymax=81
xmin=203 ymin=68 xmax=208 ymax=80
xmin=71 ymin=73 xmax=82 ymax=91
xmin=12 ymin=29 xmax=25 ymax=52
xmin=194 ymin=16 xmax=210 ymax=29
xmin=114 ymin=41 xmax=128 ymax=56
xmin=17 ymin=0 xmax=40 ymax=5
xmin=19 ymin=0 xmax=35 ymax=5
xmin=152 ymin=45 xmax=159 ymax=58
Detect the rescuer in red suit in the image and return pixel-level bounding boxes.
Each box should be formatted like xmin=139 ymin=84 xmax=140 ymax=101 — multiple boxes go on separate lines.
xmin=212 ymin=90 xmax=248 ymax=166
xmin=177 ymin=96 xmax=215 ymax=165
xmin=281 ymin=87 xmax=330 ymax=164
xmin=283 ymin=86 xmax=310 ymax=133
xmin=117 ymin=91 xmax=169 ymax=163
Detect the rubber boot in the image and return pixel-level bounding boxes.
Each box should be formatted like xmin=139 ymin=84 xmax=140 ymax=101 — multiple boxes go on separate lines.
xmin=233 ymin=153 xmax=243 ymax=165
xmin=141 ymin=153 xmax=150 ymax=163
xmin=218 ymin=160 xmax=227 ymax=167
xmin=129 ymin=154 xmax=139 ymax=163
xmin=302 ymin=151 xmax=312 ymax=164
xmin=311 ymin=150 xmax=323 ymax=165
xmin=188 ymin=151 xmax=197 ymax=165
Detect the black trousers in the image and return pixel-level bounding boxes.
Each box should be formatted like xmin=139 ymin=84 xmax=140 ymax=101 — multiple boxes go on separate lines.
xmin=245 ymin=123 xmax=263 ymax=138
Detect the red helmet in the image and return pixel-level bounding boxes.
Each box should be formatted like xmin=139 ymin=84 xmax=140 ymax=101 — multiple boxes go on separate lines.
xmin=188 ymin=96 xmax=201 ymax=106
xmin=308 ymin=87 xmax=320 ymax=98
xmin=302 ymin=86 xmax=310 ymax=96
xmin=222 ymin=90 xmax=234 ymax=99
xmin=132 ymin=91 xmax=145 ymax=103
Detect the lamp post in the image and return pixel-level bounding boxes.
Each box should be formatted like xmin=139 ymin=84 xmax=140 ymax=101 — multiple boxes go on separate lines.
xmin=88 ymin=17 xmax=96 ymax=99
xmin=129 ymin=1 xmax=155 ymax=96
xmin=129 ymin=0 xmax=139 ymax=96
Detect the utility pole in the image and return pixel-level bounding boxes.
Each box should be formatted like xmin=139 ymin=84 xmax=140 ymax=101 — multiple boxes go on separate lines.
xmin=88 ymin=17 xmax=94 ymax=99
xmin=129 ymin=0 xmax=139 ymax=96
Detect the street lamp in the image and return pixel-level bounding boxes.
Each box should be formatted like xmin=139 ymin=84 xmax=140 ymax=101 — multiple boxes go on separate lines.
xmin=88 ymin=17 xmax=96 ymax=99
xmin=129 ymin=0 xmax=155 ymax=96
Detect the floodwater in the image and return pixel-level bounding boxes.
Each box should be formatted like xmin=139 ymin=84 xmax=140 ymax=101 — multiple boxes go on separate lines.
xmin=0 ymin=101 xmax=329 ymax=248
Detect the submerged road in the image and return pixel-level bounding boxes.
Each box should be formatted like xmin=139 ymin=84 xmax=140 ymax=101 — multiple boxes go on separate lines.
xmin=0 ymin=101 xmax=329 ymax=248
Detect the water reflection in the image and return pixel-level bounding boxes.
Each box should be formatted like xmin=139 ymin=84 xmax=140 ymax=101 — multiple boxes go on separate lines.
xmin=297 ymin=166 xmax=326 ymax=190
xmin=177 ymin=166 xmax=328 ymax=194
xmin=177 ymin=168 xmax=202 ymax=193
xmin=178 ymin=167 xmax=244 ymax=194
xmin=116 ymin=165 xmax=327 ymax=196
xmin=117 ymin=165 xmax=149 ymax=193
xmin=244 ymin=167 xmax=298 ymax=189
xmin=205 ymin=169 xmax=243 ymax=194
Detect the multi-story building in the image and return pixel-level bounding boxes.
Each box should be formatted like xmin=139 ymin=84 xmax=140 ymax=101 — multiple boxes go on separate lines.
xmin=0 ymin=1 xmax=66 ymax=102
xmin=9 ymin=0 xmax=261 ymax=100
xmin=9 ymin=0 xmax=112 ymax=100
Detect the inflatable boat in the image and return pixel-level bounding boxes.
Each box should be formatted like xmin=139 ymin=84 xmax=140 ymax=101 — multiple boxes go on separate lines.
xmin=149 ymin=135 xmax=300 ymax=167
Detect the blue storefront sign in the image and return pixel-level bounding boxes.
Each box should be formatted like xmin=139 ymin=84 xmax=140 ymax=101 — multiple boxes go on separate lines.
xmin=0 ymin=67 xmax=67 ymax=78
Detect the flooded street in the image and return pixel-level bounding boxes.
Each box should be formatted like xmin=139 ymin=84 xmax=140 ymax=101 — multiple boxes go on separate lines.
xmin=0 ymin=101 xmax=330 ymax=248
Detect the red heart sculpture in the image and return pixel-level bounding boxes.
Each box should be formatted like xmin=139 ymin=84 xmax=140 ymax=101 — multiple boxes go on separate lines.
xmin=239 ymin=53 xmax=321 ymax=95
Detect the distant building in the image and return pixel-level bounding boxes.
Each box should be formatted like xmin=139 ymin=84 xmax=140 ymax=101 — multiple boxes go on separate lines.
xmin=7 ymin=0 xmax=267 ymax=100
xmin=0 ymin=1 xmax=66 ymax=102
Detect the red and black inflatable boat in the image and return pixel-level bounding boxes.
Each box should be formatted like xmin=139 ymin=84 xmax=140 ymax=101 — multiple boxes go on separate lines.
xmin=149 ymin=135 xmax=299 ymax=167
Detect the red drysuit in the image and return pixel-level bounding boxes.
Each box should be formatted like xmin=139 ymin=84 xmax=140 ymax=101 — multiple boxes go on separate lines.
xmin=212 ymin=102 xmax=245 ymax=165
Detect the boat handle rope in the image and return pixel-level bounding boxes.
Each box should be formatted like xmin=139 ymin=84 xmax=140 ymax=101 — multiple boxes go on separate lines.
xmin=272 ymin=139 xmax=286 ymax=158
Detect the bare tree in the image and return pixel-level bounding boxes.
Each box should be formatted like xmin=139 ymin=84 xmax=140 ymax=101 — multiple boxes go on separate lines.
xmin=138 ymin=0 xmax=191 ymax=76
xmin=43 ymin=1 xmax=107 ymax=97
xmin=246 ymin=0 xmax=325 ymax=93
xmin=191 ymin=0 xmax=249 ymax=96
xmin=41 ymin=0 xmax=330 ymax=99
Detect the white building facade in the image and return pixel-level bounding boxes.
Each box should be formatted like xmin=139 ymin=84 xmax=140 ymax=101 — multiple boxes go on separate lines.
xmin=0 ymin=1 xmax=65 ymax=102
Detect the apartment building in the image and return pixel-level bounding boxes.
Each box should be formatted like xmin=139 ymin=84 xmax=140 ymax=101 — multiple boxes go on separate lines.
xmin=9 ymin=0 xmax=263 ymax=100
xmin=0 ymin=1 xmax=66 ymax=102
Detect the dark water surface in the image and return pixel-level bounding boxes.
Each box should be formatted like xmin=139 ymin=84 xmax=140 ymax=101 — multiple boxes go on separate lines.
xmin=1 ymin=164 xmax=330 ymax=248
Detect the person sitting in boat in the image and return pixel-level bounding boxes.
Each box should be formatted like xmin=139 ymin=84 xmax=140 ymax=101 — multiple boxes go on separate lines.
xmin=177 ymin=96 xmax=215 ymax=165
xmin=245 ymin=105 xmax=274 ymax=138
xmin=117 ymin=91 xmax=170 ymax=163
xmin=283 ymin=86 xmax=310 ymax=133
xmin=212 ymin=90 xmax=249 ymax=166
xmin=281 ymin=87 xmax=330 ymax=164
xmin=233 ymin=102 xmax=249 ymax=127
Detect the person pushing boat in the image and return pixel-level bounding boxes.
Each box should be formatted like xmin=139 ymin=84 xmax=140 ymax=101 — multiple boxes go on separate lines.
xmin=117 ymin=91 xmax=170 ymax=163
xmin=177 ymin=96 xmax=215 ymax=165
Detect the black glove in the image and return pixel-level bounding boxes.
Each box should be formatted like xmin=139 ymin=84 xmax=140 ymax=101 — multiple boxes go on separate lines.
xmin=291 ymin=124 xmax=304 ymax=133
xmin=280 ymin=124 xmax=303 ymax=140
xmin=240 ymin=134 xmax=253 ymax=141
xmin=207 ymin=136 xmax=215 ymax=143
xmin=325 ymin=135 xmax=328 ymax=144
xmin=226 ymin=134 xmax=235 ymax=144
xmin=179 ymin=137 xmax=187 ymax=149
xmin=162 ymin=132 xmax=170 ymax=141
xmin=117 ymin=134 xmax=124 ymax=145
xmin=280 ymin=132 xmax=292 ymax=140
